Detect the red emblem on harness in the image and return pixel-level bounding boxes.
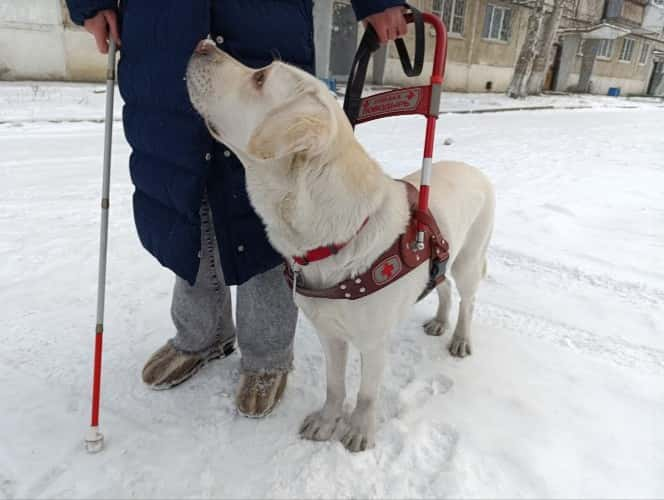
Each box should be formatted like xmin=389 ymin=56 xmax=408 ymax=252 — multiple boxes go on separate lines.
xmin=372 ymin=256 xmax=402 ymax=285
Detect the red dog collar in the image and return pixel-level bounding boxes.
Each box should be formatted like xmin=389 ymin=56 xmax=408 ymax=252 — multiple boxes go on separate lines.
xmin=293 ymin=218 xmax=369 ymax=266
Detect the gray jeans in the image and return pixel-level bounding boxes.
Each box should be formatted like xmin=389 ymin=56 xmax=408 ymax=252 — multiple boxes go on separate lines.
xmin=170 ymin=200 xmax=297 ymax=374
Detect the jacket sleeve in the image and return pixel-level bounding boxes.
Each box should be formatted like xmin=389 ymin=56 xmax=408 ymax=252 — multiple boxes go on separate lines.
xmin=65 ymin=0 xmax=118 ymax=25
xmin=351 ymin=0 xmax=406 ymax=20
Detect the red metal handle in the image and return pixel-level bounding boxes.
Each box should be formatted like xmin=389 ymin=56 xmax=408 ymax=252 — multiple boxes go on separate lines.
xmin=423 ymin=13 xmax=447 ymax=83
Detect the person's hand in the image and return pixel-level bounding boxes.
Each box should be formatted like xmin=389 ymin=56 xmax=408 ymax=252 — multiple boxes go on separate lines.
xmin=364 ymin=6 xmax=407 ymax=43
xmin=84 ymin=9 xmax=121 ymax=54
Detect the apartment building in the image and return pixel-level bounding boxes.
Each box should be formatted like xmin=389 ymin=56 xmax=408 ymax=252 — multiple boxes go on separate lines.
xmin=317 ymin=0 xmax=664 ymax=95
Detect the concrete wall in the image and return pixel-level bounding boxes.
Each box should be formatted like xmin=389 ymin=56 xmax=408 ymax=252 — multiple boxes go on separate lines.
xmin=381 ymin=58 xmax=514 ymax=90
xmin=60 ymin=2 xmax=107 ymax=81
xmin=566 ymin=71 xmax=650 ymax=92
xmin=0 ymin=0 xmax=106 ymax=81
xmin=0 ymin=0 xmax=66 ymax=80
xmin=62 ymin=29 xmax=107 ymax=81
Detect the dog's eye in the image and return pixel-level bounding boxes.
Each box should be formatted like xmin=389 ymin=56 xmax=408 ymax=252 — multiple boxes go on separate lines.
xmin=253 ymin=70 xmax=266 ymax=88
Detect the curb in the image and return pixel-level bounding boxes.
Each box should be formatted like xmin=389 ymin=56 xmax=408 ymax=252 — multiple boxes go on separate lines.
xmin=440 ymin=104 xmax=644 ymax=114
xmin=0 ymin=117 xmax=123 ymax=125
xmin=1 ymin=103 xmax=659 ymax=125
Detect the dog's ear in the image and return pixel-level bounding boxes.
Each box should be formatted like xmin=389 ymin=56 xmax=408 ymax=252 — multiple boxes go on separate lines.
xmin=248 ymin=91 xmax=336 ymax=160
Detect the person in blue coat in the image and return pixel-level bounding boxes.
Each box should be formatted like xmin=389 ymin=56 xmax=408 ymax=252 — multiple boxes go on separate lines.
xmin=67 ymin=0 xmax=406 ymax=417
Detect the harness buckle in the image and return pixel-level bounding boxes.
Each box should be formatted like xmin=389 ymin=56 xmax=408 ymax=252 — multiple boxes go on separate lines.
xmin=410 ymin=230 xmax=426 ymax=251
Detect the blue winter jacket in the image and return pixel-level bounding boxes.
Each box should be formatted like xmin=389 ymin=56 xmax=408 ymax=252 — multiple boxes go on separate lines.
xmin=66 ymin=0 xmax=403 ymax=285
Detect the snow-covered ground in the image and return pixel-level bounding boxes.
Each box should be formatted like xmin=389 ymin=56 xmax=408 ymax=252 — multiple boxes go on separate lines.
xmin=1 ymin=83 xmax=663 ymax=499
xmin=2 ymin=81 xmax=663 ymax=123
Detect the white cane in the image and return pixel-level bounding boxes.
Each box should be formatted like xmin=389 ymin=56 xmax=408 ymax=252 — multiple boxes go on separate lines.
xmin=85 ymin=38 xmax=117 ymax=454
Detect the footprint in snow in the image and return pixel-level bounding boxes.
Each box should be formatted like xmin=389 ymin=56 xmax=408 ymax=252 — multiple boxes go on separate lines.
xmin=1 ymin=477 xmax=16 ymax=500
xmin=376 ymin=420 xmax=460 ymax=496
xmin=397 ymin=372 xmax=453 ymax=418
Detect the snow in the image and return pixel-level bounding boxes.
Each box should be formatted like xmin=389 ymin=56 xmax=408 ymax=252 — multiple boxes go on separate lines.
xmin=1 ymin=83 xmax=663 ymax=499
xmin=2 ymin=81 xmax=662 ymax=124
xmin=0 ymin=82 xmax=122 ymax=124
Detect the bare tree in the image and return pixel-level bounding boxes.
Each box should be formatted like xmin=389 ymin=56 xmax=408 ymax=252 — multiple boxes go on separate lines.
xmin=528 ymin=0 xmax=572 ymax=93
xmin=507 ymin=0 xmax=547 ymax=98
xmin=575 ymin=38 xmax=599 ymax=92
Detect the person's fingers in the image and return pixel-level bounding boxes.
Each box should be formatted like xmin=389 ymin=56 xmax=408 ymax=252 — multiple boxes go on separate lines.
xmin=398 ymin=15 xmax=408 ymax=38
xmin=93 ymin=25 xmax=109 ymax=54
xmin=104 ymin=11 xmax=121 ymax=47
xmin=381 ymin=25 xmax=391 ymax=43
xmin=370 ymin=22 xmax=387 ymax=43
xmin=367 ymin=8 xmax=414 ymax=43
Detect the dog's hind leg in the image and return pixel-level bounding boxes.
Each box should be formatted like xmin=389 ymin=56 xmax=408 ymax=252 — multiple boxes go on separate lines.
xmin=424 ymin=279 xmax=452 ymax=336
xmin=448 ymin=250 xmax=486 ymax=358
xmin=300 ymin=335 xmax=348 ymax=442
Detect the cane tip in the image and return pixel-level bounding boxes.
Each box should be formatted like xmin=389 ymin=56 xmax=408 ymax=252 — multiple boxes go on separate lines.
xmin=84 ymin=426 xmax=105 ymax=454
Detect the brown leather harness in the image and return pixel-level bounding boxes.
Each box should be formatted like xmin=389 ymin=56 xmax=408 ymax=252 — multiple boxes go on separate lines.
xmin=284 ymin=181 xmax=449 ymax=301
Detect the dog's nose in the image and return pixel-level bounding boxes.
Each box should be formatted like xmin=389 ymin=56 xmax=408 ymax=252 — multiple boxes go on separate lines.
xmin=194 ymin=39 xmax=216 ymax=56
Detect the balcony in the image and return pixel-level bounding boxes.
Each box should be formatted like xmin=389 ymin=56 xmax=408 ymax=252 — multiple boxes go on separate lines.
xmin=603 ymin=0 xmax=646 ymax=27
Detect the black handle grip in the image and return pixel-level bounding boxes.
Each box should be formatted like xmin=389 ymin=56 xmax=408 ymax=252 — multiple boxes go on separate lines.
xmin=395 ymin=7 xmax=424 ymax=77
xmin=343 ymin=4 xmax=426 ymax=127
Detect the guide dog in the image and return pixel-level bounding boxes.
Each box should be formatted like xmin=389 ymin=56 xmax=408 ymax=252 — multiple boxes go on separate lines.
xmin=186 ymin=42 xmax=494 ymax=452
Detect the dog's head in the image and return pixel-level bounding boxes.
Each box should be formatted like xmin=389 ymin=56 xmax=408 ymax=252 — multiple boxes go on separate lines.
xmin=186 ymin=41 xmax=341 ymax=163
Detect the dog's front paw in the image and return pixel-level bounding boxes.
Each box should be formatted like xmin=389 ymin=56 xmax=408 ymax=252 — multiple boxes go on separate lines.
xmin=340 ymin=413 xmax=376 ymax=452
xmin=299 ymin=410 xmax=345 ymax=442
xmin=449 ymin=335 xmax=472 ymax=357
xmin=424 ymin=318 xmax=448 ymax=337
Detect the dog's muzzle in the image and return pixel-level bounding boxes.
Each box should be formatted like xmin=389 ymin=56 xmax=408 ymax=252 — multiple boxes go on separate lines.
xmin=186 ymin=54 xmax=214 ymax=115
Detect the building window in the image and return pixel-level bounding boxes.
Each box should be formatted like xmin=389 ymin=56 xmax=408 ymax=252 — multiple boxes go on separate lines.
xmin=482 ymin=4 xmax=512 ymax=42
xmin=639 ymin=42 xmax=650 ymax=64
xmin=596 ymin=39 xmax=614 ymax=59
xmin=619 ymin=38 xmax=636 ymax=61
xmin=432 ymin=0 xmax=466 ymax=35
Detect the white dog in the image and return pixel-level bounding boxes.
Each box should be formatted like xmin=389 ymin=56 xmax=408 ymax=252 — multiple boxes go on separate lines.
xmin=186 ymin=43 xmax=495 ymax=452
